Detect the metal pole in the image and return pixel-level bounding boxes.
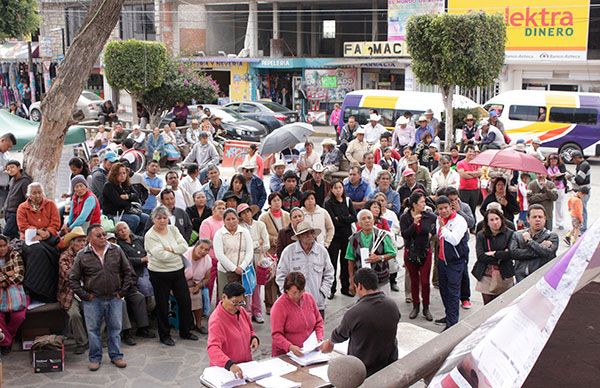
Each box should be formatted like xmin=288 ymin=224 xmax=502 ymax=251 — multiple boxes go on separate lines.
xmin=61 ymin=28 xmax=66 ymax=56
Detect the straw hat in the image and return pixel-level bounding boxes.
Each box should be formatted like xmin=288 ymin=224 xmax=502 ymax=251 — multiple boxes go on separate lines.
xmin=396 ymin=116 xmax=409 ymax=125
xmin=63 ymin=227 xmax=86 ymax=246
xmin=236 ymin=203 xmax=260 ymax=217
xmin=309 ymin=162 xmax=325 ymax=173
xmin=291 ymin=221 xmax=322 ymax=240
xmin=369 ymin=113 xmax=381 ymax=121
xmin=238 ymin=161 xmax=257 ymax=173
xmin=322 ymin=138 xmax=336 ymax=146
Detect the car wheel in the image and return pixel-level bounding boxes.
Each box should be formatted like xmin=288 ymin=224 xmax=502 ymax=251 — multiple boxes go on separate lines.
xmin=30 ymin=109 xmax=41 ymax=122
xmin=559 ymin=142 xmax=582 ymax=164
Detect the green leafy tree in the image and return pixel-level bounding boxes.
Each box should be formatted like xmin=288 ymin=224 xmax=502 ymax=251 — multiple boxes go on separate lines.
xmin=406 ymin=12 xmax=506 ymax=150
xmin=0 ymin=0 xmax=40 ymax=40
xmin=104 ymin=40 xmax=170 ymax=96
xmin=141 ymin=61 xmax=219 ymax=127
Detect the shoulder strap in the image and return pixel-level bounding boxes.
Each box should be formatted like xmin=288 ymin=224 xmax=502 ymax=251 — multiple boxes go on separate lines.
xmin=268 ymin=212 xmax=280 ymax=232
xmin=236 ymin=232 xmax=243 ymax=266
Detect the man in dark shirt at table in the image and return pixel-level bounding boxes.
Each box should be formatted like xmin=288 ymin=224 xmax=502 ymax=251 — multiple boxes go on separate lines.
xmin=320 ymin=267 xmax=401 ymax=376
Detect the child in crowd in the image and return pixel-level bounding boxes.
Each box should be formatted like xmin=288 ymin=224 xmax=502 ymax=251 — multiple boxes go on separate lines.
xmin=565 ymin=186 xmax=587 ymax=246
xmin=516 ymin=173 xmax=531 ymax=230
xmin=379 ymin=147 xmax=398 ymax=181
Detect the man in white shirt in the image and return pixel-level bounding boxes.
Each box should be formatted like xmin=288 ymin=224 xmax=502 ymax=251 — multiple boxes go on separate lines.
xmin=361 ymin=152 xmax=382 ymax=191
xmin=165 ymin=170 xmax=193 ymax=210
xmin=364 ymin=114 xmax=387 ymax=145
xmin=431 ymin=156 xmax=460 ymax=194
xmin=392 ymin=116 xmax=415 ymax=151
xmin=180 ymin=164 xmax=203 ymax=197
xmin=528 ymin=138 xmax=545 ymax=162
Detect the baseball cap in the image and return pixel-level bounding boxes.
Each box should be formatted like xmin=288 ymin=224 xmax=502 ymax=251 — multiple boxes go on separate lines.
xmin=104 ymin=151 xmax=119 ymax=163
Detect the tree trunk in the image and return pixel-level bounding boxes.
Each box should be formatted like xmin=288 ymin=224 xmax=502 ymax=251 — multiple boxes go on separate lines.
xmin=23 ymin=0 xmax=125 ymax=198
xmin=441 ymin=85 xmax=454 ymax=152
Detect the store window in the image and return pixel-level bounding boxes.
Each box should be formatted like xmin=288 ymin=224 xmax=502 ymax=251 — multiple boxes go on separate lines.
xmin=549 ymin=107 xmax=598 ymax=125
xmin=508 ymin=105 xmax=545 ymax=122
xmin=121 ymin=4 xmax=156 ymax=41
xmin=65 ymin=7 xmax=85 ymax=47
xmin=323 ymin=20 xmax=336 ymax=39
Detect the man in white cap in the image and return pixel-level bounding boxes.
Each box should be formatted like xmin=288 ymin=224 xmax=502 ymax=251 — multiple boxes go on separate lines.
xmin=127 ymin=125 xmax=146 ymax=150
xmin=528 ymin=138 xmax=545 ymax=162
xmin=240 ymin=161 xmax=267 ymax=210
xmin=321 ymin=138 xmax=340 ymax=174
xmin=277 ymin=221 xmax=334 ymax=316
xmin=269 ymin=160 xmax=287 ymax=193
xmin=415 ymin=115 xmax=434 ymax=145
xmin=186 ymin=119 xmax=202 ymax=145
xmin=90 ymin=151 xmax=119 ymax=206
xmin=363 ymin=113 xmax=387 ymax=145
xmin=345 ymin=127 xmax=369 ymax=166
xmin=479 ymin=119 xmax=505 ymax=150
xmin=301 ymin=162 xmax=332 ymax=207
xmin=392 ymin=116 xmax=415 ymax=151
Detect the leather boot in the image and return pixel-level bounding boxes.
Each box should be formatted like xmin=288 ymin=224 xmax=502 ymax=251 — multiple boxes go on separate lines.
xmin=423 ymin=305 xmax=433 ymax=321
xmin=409 ymin=303 xmax=420 ymax=319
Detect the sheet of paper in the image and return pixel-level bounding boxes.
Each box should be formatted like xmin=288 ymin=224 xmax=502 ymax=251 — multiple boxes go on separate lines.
xmin=302 ymin=331 xmax=322 ymax=353
xmin=333 ymin=340 xmax=349 ymax=355
xmin=287 ymin=351 xmax=330 ymax=366
xmin=201 ymin=366 xmax=245 ymax=388
xmin=257 ymin=358 xmax=297 ymax=377
xmin=256 ymin=375 xmax=301 ymax=388
xmin=360 ymin=247 xmax=370 ymax=267
xmin=308 ymin=365 xmax=330 ymax=383
xmin=238 ymin=360 xmax=271 ymax=382
xmin=25 ymin=228 xmax=39 ymax=246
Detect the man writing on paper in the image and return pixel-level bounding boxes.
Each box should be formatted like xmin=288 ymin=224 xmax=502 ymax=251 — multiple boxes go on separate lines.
xmin=320 ymin=268 xmax=400 ymax=376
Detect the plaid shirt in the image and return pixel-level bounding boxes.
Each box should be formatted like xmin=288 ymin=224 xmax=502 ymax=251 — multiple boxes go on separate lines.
xmin=0 ymin=250 xmax=25 ymax=286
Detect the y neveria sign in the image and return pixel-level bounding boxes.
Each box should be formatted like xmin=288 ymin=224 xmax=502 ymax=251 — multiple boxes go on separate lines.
xmin=449 ymin=0 xmax=590 ymax=61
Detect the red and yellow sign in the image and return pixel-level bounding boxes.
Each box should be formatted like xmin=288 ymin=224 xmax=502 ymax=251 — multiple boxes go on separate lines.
xmin=449 ymin=0 xmax=590 ymax=61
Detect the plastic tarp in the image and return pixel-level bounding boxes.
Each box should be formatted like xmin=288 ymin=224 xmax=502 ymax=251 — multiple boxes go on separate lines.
xmin=0 ymin=110 xmax=87 ymax=151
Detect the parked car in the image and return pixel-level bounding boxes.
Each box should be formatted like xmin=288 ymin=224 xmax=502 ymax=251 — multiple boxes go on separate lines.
xmin=225 ymin=101 xmax=299 ymax=132
xmin=202 ymin=105 xmax=268 ymax=142
xmin=29 ymin=91 xmax=105 ymax=122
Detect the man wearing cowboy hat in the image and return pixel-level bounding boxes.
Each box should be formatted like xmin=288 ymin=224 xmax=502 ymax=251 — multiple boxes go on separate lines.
xmin=269 ymin=160 xmax=287 ymax=193
xmin=276 ymin=221 xmax=334 ymax=316
xmin=345 ymin=127 xmax=370 ymax=166
xmin=301 ymin=163 xmax=332 ymax=207
xmin=415 ymin=115 xmax=434 ymax=145
xmin=392 ymin=115 xmax=416 ymax=151
xmin=364 ymin=113 xmax=387 ymax=145
xmin=461 ymin=114 xmax=480 ymax=152
xmin=321 ymin=138 xmax=341 ymax=174
xmin=239 ymin=161 xmax=267 ymax=210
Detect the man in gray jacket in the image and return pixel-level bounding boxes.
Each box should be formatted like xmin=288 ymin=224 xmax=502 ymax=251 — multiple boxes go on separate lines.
xmin=509 ymin=204 xmax=559 ymax=282
xmin=276 ymin=221 xmax=334 ymax=317
xmin=182 ymin=131 xmax=220 ymax=183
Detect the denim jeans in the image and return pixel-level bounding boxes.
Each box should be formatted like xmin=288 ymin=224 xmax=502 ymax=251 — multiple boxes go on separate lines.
xmin=116 ymin=212 xmax=150 ymax=236
xmin=582 ymin=191 xmax=590 ymax=232
xmin=82 ymin=297 xmax=123 ymax=363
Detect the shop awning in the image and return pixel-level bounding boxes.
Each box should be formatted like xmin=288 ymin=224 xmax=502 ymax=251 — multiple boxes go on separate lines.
xmin=180 ymin=57 xmax=261 ymax=64
xmin=0 ymin=41 xmax=39 ymax=60
xmin=251 ymin=58 xmax=336 ymax=69
xmin=326 ymin=58 xmax=410 ymax=68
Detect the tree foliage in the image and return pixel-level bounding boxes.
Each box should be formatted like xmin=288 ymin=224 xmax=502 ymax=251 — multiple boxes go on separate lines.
xmin=104 ymin=40 xmax=170 ymax=96
xmin=406 ymin=12 xmax=506 ymax=149
xmin=0 ymin=0 xmax=41 ymax=40
xmin=141 ymin=61 xmax=219 ymax=127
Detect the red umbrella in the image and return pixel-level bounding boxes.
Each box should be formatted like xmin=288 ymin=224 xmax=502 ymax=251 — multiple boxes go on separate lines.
xmin=470 ymin=148 xmax=547 ymax=174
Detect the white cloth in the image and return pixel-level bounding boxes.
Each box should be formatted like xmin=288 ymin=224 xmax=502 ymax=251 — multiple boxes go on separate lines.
xmin=364 ymin=123 xmax=387 ymax=144
xmin=431 ymin=169 xmax=460 ymax=194
xmin=213 ymin=226 xmax=254 ymax=273
xmin=180 ymin=175 xmax=202 ymax=198
xmin=554 ymin=187 xmax=568 ymax=229
xmin=361 ymin=164 xmax=382 ymax=191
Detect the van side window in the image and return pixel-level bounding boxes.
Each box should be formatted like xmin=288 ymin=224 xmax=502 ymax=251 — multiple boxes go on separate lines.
xmin=508 ymin=105 xmax=545 ymax=121
xmin=549 ymin=107 xmax=598 ymax=125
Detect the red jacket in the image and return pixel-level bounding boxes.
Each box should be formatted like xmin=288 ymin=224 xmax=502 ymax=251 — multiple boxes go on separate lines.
xmin=71 ymin=190 xmax=101 ymax=225
xmin=270 ymin=292 xmax=324 ymax=356
xmin=16 ymin=198 xmax=61 ymax=239
xmin=207 ymin=302 xmax=256 ymax=367
xmin=374 ymin=147 xmax=401 ymax=164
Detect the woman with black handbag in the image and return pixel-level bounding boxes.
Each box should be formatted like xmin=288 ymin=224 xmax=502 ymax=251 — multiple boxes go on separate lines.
xmin=400 ymin=191 xmax=436 ymax=320
xmin=473 ymin=208 xmax=515 ymax=305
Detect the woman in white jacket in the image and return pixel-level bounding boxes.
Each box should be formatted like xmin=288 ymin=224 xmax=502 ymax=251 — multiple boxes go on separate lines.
xmin=238 ymin=203 xmax=270 ymax=323
xmin=301 ymin=191 xmax=335 ymax=248
xmin=213 ymin=208 xmax=254 ymax=301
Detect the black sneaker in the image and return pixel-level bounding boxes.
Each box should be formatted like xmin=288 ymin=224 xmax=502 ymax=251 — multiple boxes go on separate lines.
xmin=161 ymin=337 xmax=175 ymax=347
xmin=136 ymin=327 xmax=157 ymax=339
xmin=122 ymin=334 xmax=137 ymax=346
xmin=180 ymin=333 xmax=199 ymax=341
xmin=434 ymin=317 xmax=447 ymax=326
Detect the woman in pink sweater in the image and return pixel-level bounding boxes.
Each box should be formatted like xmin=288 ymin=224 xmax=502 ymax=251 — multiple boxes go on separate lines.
xmin=199 ymin=200 xmax=225 ymax=302
xmin=207 ymin=282 xmax=260 ymax=379
xmin=270 ymin=272 xmax=324 ymax=356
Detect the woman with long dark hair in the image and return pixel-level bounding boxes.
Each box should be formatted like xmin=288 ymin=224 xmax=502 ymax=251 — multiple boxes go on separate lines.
xmin=324 ymin=180 xmax=356 ymax=298
xmin=400 ymin=191 xmax=436 ymax=320
xmin=473 ymin=208 xmax=515 ymax=305
xmin=68 ymin=157 xmax=91 ymax=180
xmin=228 ymin=174 xmax=251 ymax=205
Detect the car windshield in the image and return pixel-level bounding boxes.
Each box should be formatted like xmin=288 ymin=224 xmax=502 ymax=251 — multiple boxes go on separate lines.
xmin=210 ymin=107 xmax=245 ymax=123
xmin=261 ymin=102 xmax=289 ymax=112
xmin=81 ymin=91 xmax=103 ymax=101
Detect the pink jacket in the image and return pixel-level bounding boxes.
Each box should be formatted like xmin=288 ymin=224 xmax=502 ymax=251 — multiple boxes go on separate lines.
xmin=330 ymin=108 xmax=341 ymax=127
xmin=270 ymin=292 xmax=324 ymax=356
xmin=199 ymin=216 xmax=224 ymax=261
xmin=208 ymin=302 xmax=257 ymax=367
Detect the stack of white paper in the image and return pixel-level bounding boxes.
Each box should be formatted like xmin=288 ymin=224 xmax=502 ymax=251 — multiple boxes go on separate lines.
xmin=301 ymin=331 xmax=323 ymax=353
xmin=308 ymin=365 xmax=330 ymax=383
xmin=25 ymin=228 xmax=39 ymax=246
xmin=201 ymin=366 xmax=245 ymax=388
xmin=258 ymin=358 xmax=297 ymax=376
xmin=238 ymin=360 xmax=271 ymax=382
xmin=287 ymin=351 xmax=330 ymax=366
xmin=333 ymin=339 xmax=349 ymax=355
xmin=256 ymin=376 xmax=301 ymax=388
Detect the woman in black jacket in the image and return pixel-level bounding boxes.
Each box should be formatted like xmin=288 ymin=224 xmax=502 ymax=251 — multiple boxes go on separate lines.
xmin=324 ymin=180 xmax=357 ymax=298
xmin=473 ymin=208 xmax=515 ymax=305
xmin=186 ymin=191 xmax=212 ymax=232
xmin=102 ymin=162 xmax=149 ymax=235
xmin=399 ymin=190 xmax=436 ymax=321
xmin=480 ymin=177 xmax=520 ymax=219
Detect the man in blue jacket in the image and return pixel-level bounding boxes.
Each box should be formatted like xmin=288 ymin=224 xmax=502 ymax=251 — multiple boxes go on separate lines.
xmin=435 ymin=195 xmax=469 ymax=330
xmin=240 ymin=161 xmax=267 ymax=210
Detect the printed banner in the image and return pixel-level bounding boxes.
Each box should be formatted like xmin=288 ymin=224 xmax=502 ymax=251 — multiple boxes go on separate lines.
xmin=429 ymin=220 xmax=600 ymax=387
xmin=343 ymin=41 xmax=408 ymax=57
xmin=304 ymin=68 xmax=358 ymax=102
xmin=448 ymin=0 xmax=590 ymax=61
xmin=388 ymin=0 xmax=445 ymax=41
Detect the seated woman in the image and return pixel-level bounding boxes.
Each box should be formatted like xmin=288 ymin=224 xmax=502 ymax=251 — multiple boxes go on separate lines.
xmin=270 ymin=272 xmax=324 ymax=357
xmin=16 ymin=182 xmax=61 ymax=302
xmin=147 ymin=127 xmax=165 ymax=160
xmin=207 ymin=282 xmax=259 ymax=379
xmin=184 ymin=239 xmax=212 ymax=335
xmin=57 ymin=227 xmax=88 ymax=354
xmin=102 ymin=162 xmax=149 ymax=235
xmin=0 ymin=235 xmax=28 ymax=354
xmin=115 ymin=222 xmax=154 ymax=300
xmin=62 ymin=175 xmax=101 ymax=234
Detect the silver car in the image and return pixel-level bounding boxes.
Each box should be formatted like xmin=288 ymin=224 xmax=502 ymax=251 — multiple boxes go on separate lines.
xmin=29 ymin=90 xmax=105 ymax=122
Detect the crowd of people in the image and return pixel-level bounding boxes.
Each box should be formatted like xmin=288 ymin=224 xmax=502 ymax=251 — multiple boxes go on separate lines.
xmin=0 ymin=105 xmax=592 ymax=379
